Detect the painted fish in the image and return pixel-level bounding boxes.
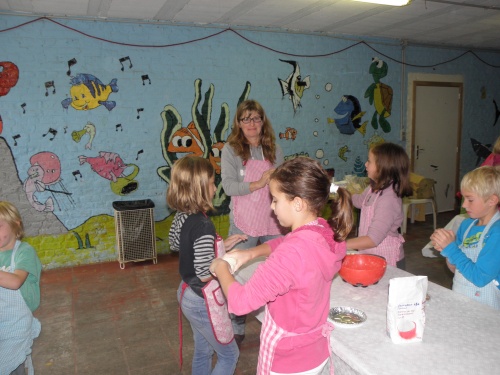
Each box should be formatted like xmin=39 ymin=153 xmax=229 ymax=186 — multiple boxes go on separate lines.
xmin=338 ymin=145 xmax=350 ymax=162
xmin=278 ymin=59 xmax=310 ymax=114
xmin=470 ymin=138 xmax=492 ymax=165
xmin=79 ymin=151 xmax=127 ymax=182
xmin=168 ymin=121 xmax=205 ymax=157
xmin=279 ymin=127 xmax=298 ymax=140
xmin=62 ymin=73 xmax=118 ymax=111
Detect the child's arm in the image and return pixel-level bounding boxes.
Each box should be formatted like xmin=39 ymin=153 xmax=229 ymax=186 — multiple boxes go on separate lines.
xmin=346 ymin=235 xmax=376 ymax=250
xmin=346 ymin=190 xmax=399 ymax=250
xmin=0 ymin=269 xmax=29 ymax=290
xmin=210 ymin=242 xmax=272 ymax=295
xmin=441 ymin=228 xmax=500 ymax=287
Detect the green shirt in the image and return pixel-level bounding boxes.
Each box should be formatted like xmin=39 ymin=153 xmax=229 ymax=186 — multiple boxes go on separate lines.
xmin=0 ymin=241 xmax=42 ymax=311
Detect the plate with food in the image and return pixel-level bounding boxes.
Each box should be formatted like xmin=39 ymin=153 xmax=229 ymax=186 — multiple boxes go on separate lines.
xmin=328 ymin=306 xmax=367 ymax=328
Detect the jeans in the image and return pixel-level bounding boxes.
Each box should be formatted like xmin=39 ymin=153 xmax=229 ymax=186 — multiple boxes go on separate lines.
xmin=177 ymin=283 xmax=239 ymax=375
xmin=229 ymin=217 xmax=283 ymax=334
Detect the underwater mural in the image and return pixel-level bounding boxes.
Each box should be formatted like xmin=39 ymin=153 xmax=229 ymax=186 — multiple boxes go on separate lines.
xmin=365 ymin=57 xmax=393 ymax=133
xmin=79 ymin=151 xmax=139 ymax=196
xmin=72 ymin=122 xmax=96 ymax=150
xmin=157 ymin=79 xmax=251 ymax=214
xmin=328 ymin=95 xmax=368 ymax=135
xmin=61 ymin=73 xmax=118 ymax=111
xmin=0 ymin=61 xmax=19 ymax=97
xmin=278 ymin=59 xmax=310 ymax=114
xmin=23 ymin=151 xmax=74 ymax=212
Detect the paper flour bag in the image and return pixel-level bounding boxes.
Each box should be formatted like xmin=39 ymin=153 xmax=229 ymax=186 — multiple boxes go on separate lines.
xmin=387 ymin=276 xmax=428 ymax=344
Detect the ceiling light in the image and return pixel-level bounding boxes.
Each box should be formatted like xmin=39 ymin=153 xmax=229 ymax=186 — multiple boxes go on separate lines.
xmin=352 ymin=0 xmax=412 ymax=6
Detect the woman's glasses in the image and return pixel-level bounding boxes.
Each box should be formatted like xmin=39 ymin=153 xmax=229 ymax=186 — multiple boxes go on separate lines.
xmin=240 ymin=116 xmax=263 ymax=125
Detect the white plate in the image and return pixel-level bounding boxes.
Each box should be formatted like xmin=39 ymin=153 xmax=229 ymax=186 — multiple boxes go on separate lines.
xmin=328 ymin=306 xmax=367 ymax=328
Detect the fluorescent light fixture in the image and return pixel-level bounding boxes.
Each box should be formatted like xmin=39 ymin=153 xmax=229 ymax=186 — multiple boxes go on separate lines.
xmin=353 ymin=0 xmax=412 ymax=6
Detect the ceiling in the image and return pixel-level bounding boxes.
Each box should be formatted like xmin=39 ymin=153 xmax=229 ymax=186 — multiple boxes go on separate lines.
xmin=1 ymin=0 xmax=500 ymax=51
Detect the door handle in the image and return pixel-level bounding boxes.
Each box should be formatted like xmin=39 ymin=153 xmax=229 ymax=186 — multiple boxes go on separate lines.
xmin=416 ymin=145 xmax=424 ymax=159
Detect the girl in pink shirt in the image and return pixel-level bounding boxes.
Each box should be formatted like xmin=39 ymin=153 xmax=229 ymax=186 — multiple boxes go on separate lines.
xmin=346 ymin=143 xmax=412 ymax=268
xmin=211 ymin=157 xmax=353 ymax=375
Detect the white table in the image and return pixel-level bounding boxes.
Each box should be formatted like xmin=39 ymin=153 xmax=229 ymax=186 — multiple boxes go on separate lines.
xmin=235 ymin=260 xmax=500 ymax=375
xmin=330 ymin=266 xmax=500 ymax=375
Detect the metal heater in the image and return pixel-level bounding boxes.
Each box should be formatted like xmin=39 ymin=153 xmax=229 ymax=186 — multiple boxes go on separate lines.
xmin=113 ymin=199 xmax=157 ymax=269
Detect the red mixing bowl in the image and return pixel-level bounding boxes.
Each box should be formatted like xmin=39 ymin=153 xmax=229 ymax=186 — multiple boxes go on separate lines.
xmin=339 ymin=254 xmax=387 ymax=287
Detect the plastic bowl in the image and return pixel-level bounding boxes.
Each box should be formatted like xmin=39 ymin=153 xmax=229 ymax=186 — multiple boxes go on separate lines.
xmin=339 ymin=254 xmax=387 ymax=287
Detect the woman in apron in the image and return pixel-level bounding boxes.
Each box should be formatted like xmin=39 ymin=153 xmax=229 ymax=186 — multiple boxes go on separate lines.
xmin=431 ymin=166 xmax=500 ymax=310
xmin=221 ymin=100 xmax=285 ymax=343
xmin=346 ymin=143 xmax=413 ymax=268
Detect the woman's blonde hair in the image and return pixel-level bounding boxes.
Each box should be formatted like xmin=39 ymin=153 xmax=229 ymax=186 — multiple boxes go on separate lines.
xmin=166 ymin=156 xmax=215 ymax=214
xmin=461 ymin=166 xmax=500 ymax=200
xmin=227 ymin=99 xmax=277 ymax=164
xmin=0 ymin=201 xmax=24 ymax=239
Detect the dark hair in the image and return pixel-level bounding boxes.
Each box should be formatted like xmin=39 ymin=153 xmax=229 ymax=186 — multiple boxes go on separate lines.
xmin=270 ymin=157 xmax=353 ymax=242
xmin=370 ymin=142 xmax=413 ymax=198
xmin=227 ymin=99 xmax=277 ymax=164
xmin=166 ymin=156 xmax=215 ymax=214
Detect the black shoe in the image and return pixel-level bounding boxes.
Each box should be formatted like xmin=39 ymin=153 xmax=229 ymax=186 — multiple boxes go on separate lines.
xmin=234 ymin=334 xmax=245 ymax=348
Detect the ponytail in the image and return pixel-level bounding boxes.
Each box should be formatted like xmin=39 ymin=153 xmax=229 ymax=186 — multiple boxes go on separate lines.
xmin=327 ymin=187 xmax=354 ymax=242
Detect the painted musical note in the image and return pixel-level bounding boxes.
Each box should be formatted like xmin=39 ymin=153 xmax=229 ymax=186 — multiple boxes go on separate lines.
xmin=45 ymin=81 xmax=56 ymax=96
xmin=136 ymin=108 xmax=144 ymax=119
xmin=136 ymin=149 xmax=144 ymax=160
xmin=42 ymin=128 xmax=58 ymax=140
xmin=119 ymin=56 xmax=133 ymax=71
xmin=115 ymin=124 xmax=122 ymax=132
xmin=141 ymin=74 xmax=151 ymax=85
xmin=21 ymin=103 xmax=26 ymax=114
xmin=72 ymin=170 xmax=82 ymax=181
xmin=67 ymin=58 xmax=77 ymax=76
xmin=12 ymin=134 xmax=20 ymax=146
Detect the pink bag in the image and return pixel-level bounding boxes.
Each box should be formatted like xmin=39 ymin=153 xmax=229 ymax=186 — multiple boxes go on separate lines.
xmin=202 ymin=279 xmax=234 ymax=345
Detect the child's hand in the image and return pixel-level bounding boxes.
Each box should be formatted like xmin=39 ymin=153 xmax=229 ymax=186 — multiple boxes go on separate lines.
xmin=224 ymin=234 xmax=248 ymax=251
xmin=222 ymin=249 xmax=252 ymax=274
xmin=210 ymin=258 xmax=230 ymax=277
xmin=430 ymin=229 xmax=455 ymax=251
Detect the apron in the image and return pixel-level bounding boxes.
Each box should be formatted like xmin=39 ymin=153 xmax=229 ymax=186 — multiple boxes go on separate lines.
xmin=257 ymin=306 xmax=334 ymax=375
xmin=453 ymin=211 xmax=500 ymax=309
xmin=0 ymin=240 xmax=41 ymax=375
xmin=358 ymin=188 xmax=404 ymax=267
xmin=233 ymin=156 xmax=282 ymax=237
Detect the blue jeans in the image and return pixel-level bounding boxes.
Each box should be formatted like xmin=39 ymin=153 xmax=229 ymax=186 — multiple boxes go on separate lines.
xmin=229 ymin=217 xmax=283 ymax=334
xmin=177 ymin=283 xmax=239 ymax=375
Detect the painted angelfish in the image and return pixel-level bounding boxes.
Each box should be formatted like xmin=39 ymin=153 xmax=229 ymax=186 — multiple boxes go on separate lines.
xmin=278 ymin=59 xmax=310 ymax=114
xmin=62 ymin=73 xmax=118 ymax=111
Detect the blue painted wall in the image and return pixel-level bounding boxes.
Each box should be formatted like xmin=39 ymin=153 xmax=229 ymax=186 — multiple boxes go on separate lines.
xmin=1 ymin=16 xmax=499 ymax=268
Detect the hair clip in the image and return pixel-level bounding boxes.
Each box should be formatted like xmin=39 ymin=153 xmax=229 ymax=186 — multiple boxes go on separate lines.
xmin=330 ymin=183 xmax=340 ymax=194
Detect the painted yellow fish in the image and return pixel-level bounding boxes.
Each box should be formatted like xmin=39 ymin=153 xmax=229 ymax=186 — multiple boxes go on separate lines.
xmin=62 ymin=74 xmax=118 ymax=111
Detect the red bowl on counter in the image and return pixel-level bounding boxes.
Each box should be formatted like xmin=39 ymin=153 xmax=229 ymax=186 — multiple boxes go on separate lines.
xmin=339 ymin=254 xmax=387 ymax=287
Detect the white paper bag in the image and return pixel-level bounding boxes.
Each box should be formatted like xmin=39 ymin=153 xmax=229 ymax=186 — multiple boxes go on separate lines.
xmin=387 ymin=276 xmax=428 ymax=344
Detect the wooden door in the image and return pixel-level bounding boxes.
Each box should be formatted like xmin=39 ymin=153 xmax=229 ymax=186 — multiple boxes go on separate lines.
xmin=411 ymin=82 xmax=462 ymax=212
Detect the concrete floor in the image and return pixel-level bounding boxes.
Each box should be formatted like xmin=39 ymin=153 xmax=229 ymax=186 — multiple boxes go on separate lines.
xmin=31 ymin=211 xmax=456 ymax=375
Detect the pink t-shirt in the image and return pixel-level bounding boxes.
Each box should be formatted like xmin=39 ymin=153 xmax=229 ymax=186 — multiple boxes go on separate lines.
xmin=227 ymin=219 xmax=346 ymax=373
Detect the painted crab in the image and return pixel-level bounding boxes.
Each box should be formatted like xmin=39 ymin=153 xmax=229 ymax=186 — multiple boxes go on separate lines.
xmin=364 ymin=57 xmax=393 ymax=133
